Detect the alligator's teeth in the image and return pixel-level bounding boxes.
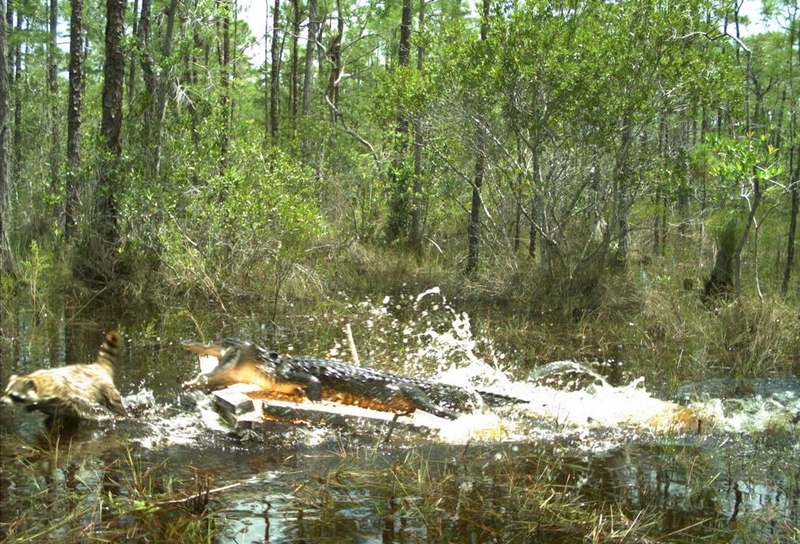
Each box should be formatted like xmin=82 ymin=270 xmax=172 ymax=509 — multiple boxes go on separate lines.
xmin=199 ymin=354 xmax=220 ymax=374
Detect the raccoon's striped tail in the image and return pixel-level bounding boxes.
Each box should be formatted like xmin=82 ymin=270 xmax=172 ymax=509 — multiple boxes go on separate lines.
xmin=97 ymin=331 xmax=121 ymax=374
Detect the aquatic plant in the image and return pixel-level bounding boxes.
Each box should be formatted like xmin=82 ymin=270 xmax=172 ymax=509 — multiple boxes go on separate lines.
xmin=0 ymin=440 xmax=219 ymax=543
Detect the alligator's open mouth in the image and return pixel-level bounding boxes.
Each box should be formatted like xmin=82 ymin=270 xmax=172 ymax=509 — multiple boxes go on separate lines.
xmin=181 ymin=339 xmax=227 ymax=358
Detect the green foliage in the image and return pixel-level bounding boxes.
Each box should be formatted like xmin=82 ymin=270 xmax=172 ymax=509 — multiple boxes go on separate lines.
xmin=15 ymin=240 xmax=50 ymax=315
xmin=711 ymin=132 xmax=782 ymax=186
xmin=371 ymin=66 xmax=433 ymax=125
xmin=2 ymin=0 xmax=797 ymax=376
xmin=122 ymin=144 xmax=325 ymax=303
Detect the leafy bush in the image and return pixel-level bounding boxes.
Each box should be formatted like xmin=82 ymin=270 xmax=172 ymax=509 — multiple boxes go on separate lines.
xmin=122 ymin=144 xmax=325 ymax=305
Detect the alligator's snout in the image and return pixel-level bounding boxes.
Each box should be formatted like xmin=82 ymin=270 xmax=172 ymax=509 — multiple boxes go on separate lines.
xmin=182 ymin=340 xmax=219 ymax=356
xmin=182 ymin=338 xmax=244 ymax=358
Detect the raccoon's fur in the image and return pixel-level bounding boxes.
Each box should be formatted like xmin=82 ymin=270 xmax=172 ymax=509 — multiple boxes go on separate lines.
xmin=1 ymin=331 xmax=128 ymax=420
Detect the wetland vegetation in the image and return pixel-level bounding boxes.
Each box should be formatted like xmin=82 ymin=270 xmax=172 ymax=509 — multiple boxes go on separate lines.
xmin=1 ymin=0 xmax=799 ymax=540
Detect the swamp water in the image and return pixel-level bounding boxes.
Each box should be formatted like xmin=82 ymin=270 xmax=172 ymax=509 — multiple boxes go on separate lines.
xmin=1 ymin=289 xmax=798 ymax=543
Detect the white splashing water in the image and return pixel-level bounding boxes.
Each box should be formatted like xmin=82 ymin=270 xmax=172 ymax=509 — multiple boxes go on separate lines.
xmin=136 ymin=288 xmax=799 ymax=448
xmin=391 ymin=288 xmax=799 ymax=445
xmin=124 ymin=389 xmax=231 ymax=449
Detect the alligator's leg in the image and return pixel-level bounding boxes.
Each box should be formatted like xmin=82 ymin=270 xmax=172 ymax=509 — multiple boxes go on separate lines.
xmin=395 ymin=383 xmax=458 ymax=420
xmin=277 ymin=369 xmax=323 ymax=402
xmin=383 ymin=413 xmax=402 ymax=445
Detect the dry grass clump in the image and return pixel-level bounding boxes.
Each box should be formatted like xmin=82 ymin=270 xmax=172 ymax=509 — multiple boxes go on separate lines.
xmin=634 ymin=274 xmax=800 ymax=387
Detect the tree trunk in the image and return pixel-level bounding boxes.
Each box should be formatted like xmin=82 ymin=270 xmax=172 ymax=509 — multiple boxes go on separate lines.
xmin=782 ymin=24 xmax=799 ymax=295
xmin=269 ymin=0 xmax=280 ymax=137
xmin=136 ymin=0 xmax=178 ymax=179
xmin=385 ymin=0 xmax=412 ymax=245
xmin=87 ymin=0 xmax=125 ymax=283
xmin=732 ymin=169 xmax=761 ymax=295
xmin=127 ymin=0 xmax=138 ymax=109
xmin=782 ymin=147 xmax=798 ymax=295
xmin=65 ymin=0 xmax=83 ymax=241
xmin=302 ymin=0 xmax=316 ymax=115
xmin=154 ymin=0 xmax=178 ymax=176
xmin=409 ymin=0 xmax=426 ymax=254
xmin=136 ymin=0 xmax=156 ymax=170
xmin=704 ymin=218 xmax=737 ymax=299
xmin=325 ymin=0 xmax=343 ymax=123
xmin=289 ymin=0 xmax=299 ymax=117
xmin=218 ymin=0 xmax=230 ymax=170
xmin=705 ymin=165 xmax=762 ymax=301
xmin=612 ymin=117 xmax=633 ymax=262
xmin=528 ymin=148 xmax=541 ymax=260
xmin=186 ymin=12 xmax=201 ymax=186
xmin=12 ymin=12 xmax=21 ymax=186
xmin=48 ymin=0 xmax=61 ymax=229
xmin=101 ymin=0 xmax=125 ymax=162
xmin=466 ymin=133 xmax=484 ymax=274
xmin=0 ymin=0 xmax=13 ymax=274
xmin=263 ymin=5 xmax=269 ymax=142
xmin=465 ymin=0 xmax=488 ymax=274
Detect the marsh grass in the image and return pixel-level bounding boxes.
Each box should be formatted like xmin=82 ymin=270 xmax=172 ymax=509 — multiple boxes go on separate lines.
xmin=10 ymin=230 xmax=796 ymax=394
xmin=225 ymin=248 xmax=798 ymax=397
xmin=3 ymin=429 xmax=794 ymax=543
xmin=1 ymin=236 xmax=797 ymax=543
xmin=286 ymin=441 xmax=778 ymax=543
xmin=0 ymin=439 xmax=218 ymax=543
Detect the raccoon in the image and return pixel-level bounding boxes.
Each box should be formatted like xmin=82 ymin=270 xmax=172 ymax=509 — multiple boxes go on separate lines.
xmin=1 ymin=331 xmax=128 ymax=420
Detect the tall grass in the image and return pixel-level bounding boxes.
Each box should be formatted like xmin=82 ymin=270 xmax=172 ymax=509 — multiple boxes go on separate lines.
xmin=0 ymin=438 xmax=217 ymax=543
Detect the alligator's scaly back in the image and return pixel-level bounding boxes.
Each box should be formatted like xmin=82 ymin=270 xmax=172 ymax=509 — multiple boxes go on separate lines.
xmin=183 ymin=337 xmax=532 ymax=420
xmin=185 ymin=338 xmax=488 ymax=419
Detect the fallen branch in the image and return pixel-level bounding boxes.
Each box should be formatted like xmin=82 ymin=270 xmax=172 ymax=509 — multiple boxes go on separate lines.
xmin=154 ymin=482 xmax=242 ymax=506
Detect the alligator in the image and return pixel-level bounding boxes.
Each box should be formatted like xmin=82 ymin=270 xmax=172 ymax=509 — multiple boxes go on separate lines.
xmin=182 ymin=338 xmax=527 ymax=420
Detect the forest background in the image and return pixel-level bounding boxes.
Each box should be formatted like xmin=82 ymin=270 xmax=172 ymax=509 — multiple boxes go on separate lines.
xmin=0 ymin=0 xmax=798 ymax=389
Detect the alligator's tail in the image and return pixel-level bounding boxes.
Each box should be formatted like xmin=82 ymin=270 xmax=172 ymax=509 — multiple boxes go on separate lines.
xmin=477 ymin=390 xmax=530 ymax=408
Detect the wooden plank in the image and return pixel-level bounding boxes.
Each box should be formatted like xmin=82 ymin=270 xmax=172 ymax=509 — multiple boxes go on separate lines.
xmin=212 ymin=389 xmax=255 ymax=415
xmin=207 ymin=384 xmax=439 ymax=436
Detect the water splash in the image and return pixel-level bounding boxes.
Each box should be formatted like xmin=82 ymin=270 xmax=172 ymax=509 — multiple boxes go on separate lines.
xmin=382 ymin=288 xmax=798 ymax=445
xmin=135 ymin=287 xmax=799 ymax=448
xmin=684 ymin=380 xmax=800 ymax=434
xmin=123 ymin=388 xmax=231 ymax=448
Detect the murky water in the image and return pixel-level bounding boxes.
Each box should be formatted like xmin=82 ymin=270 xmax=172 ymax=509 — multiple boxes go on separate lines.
xmin=1 ymin=291 xmax=798 ymax=542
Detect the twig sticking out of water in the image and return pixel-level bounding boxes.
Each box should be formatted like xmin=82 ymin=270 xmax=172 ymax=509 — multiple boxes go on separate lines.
xmin=383 ymin=413 xmax=401 ymax=444
xmin=154 ymin=482 xmax=241 ymax=508
xmin=344 ymin=318 xmax=360 ymax=366
xmin=729 ymin=483 xmax=742 ymax=522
